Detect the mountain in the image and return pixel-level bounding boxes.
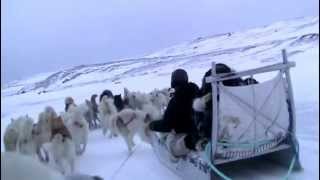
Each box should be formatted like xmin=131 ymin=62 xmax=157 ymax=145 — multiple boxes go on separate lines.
xmin=2 ymin=16 xmax=318 ymax=97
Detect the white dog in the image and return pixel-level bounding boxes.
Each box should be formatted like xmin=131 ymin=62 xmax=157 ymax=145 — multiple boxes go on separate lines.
xmin=1 ymin=152 xmax=104 ymax=180
xmin=49 ymin=133 xmax=76 ymax=175
xmin=64 ymin=105 xmax=89 ymax=155
xmin=157 ymin=87 xmax=171 ymax=97
xmin=36 ymin=106 xmax=57 ymax=141
xmin=123 ymin=88 xmax=152 ymax=110
xmin=149 ymin=90 xmax=169 ymax=114
xmin=17 ymin=116 xmax=36 ymax=156
xmin=33 ymin=106 xmax=59 ymax=162
xmin=4 ymin=115 xmax=36 ymax=157
xmin=64 ymin=96 xmax=96 ymax=130
xmin=111 ymin=108 xmax=155 ymax=153
xmin=3 ymin=119 xmax=21 ymax=152
xmin=141 ymin=103 xmax=162 ymax=121
xmin=98 ymin=96 xmax=118 ymax=137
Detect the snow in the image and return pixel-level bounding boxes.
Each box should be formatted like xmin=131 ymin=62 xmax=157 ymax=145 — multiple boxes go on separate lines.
xmin=290 ymin=47 xmax=319 ymax=103
xmin=1 ymin=16 xmax=319 ymax=180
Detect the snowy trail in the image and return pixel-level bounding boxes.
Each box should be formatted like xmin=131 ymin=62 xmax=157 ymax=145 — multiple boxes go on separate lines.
xmin=74 ymin=130 xmax=180 ymax=180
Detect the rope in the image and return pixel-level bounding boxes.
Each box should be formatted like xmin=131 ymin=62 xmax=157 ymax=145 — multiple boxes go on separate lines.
xmin=203 ymin=138 xmax=299 ymax=180
xmin=283 ymin=136 xmax=300 ymax=180
xmin=204 ymin=142 xmax=232 ymax=180
xmin=284 ymin=155 xmax=296 ymax=180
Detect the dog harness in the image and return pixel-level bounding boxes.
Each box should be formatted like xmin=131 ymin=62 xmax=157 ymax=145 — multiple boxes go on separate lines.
xmin=119 ymin=113 xmax=136 ymax=126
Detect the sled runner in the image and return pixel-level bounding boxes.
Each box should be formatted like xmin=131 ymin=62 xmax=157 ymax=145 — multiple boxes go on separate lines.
xmin=151 ymin=133 xmax=211 ymax=180
xmin=151 ymin=49 xmax=302 ymax=180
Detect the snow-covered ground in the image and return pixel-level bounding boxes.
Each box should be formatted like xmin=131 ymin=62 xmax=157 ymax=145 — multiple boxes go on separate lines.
xmin=1 ymin=16 xmax=319 ymax=180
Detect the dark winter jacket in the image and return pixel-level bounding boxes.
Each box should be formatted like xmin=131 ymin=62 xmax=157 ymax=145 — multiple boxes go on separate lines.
xmin=195 ymin=63 xmax=246 ymax=140
xmin=148 ymin=69 xmax=201 ymax=150
xmin=200 ymin=63 xmax=245 ymax=96
xmin=243 ymin=77 xmax=259 ymax=85
xmin=149 ymin=82 xmax=200 ymax=134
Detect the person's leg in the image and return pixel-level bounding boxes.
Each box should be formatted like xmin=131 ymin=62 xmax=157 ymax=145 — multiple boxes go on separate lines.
xmin=184 ymin=133 xmax=200 ymax=151
xmin=149 ymin=120 xmax=171 ymax=132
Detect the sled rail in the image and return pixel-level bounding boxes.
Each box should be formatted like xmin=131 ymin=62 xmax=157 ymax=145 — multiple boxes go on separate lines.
xmin=206 ymin=61 xmax=295 ymax=83
xmin=214 ymin=143 xmax=291 ymax=165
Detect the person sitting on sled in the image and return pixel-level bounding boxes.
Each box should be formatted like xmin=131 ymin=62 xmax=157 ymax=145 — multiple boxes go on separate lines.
xmin=148 ymin=69 xmax=200 ymax=157
xmin=193 ymin=63 xmax=252 ymax=146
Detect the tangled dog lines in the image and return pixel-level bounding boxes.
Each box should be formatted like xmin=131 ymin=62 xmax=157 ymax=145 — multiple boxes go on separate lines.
xmin=2 ymin=87 xmax=170 ymax=180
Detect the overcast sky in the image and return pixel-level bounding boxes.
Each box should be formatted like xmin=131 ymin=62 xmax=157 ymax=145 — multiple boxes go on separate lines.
xmin=1 ymin=0 xmax=318 ymax=84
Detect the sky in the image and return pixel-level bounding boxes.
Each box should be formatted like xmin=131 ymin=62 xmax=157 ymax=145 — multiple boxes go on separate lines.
xmin=1 ymin=0 xmax=319 ymax=84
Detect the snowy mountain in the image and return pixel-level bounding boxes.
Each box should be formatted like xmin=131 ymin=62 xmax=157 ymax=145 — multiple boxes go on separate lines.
xmin=2 ymin=16 xmax=318 ymax=97
xmin=1 ymin=16 xmax=319 ymax=180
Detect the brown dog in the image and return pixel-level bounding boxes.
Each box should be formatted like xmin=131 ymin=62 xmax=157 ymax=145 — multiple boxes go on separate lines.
xmin=51 ymin=116 xmax=72 ymax=141
xmin=34 ymin=107 xmax=72 ymax=162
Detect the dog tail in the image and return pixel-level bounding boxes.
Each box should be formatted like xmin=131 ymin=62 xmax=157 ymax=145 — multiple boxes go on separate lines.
xmin=142 ymin=103 xmax=161 ymax=121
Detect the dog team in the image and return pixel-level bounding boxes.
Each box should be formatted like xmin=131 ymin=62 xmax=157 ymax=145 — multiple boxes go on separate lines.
xmin=3 ymin=87 xmax=171 ymax=179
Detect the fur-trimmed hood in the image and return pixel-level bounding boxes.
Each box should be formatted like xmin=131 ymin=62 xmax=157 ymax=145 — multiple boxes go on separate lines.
xmin=192 ymin=93 xmax=212 ymax=112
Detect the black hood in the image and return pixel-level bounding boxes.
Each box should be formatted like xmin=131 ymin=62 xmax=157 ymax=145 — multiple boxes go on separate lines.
xmin=200 ymin=63 xmax=245 ymax=95
xmin=171 ymin=69 xmax=188 ymax=89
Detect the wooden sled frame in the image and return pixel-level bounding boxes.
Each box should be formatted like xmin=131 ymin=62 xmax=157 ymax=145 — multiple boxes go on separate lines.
xmin=205 ymin=49 xmax=302 ymax=179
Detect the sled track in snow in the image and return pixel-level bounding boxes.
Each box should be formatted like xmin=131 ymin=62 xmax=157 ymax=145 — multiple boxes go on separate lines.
xmin=110 ymin=145 xmax=140 ymax=180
